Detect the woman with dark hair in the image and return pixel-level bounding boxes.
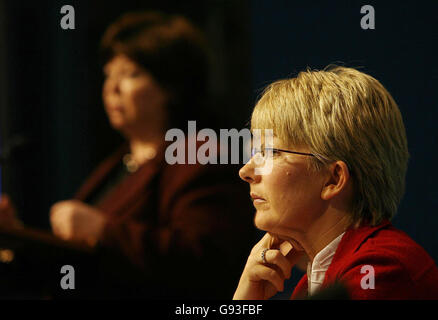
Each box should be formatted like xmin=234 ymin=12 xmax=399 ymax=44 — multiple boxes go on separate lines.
xmin=0 ymin=12 xmax=255 ymax=298
xmin=99 ymin=11 xmax=211 ymax=129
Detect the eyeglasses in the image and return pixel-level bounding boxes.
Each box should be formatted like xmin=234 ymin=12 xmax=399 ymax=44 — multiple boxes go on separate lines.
xmin=251 ymin=147 xmax=318 ymax=159
xmin=250 ymin=147 xmax=351 ymax=172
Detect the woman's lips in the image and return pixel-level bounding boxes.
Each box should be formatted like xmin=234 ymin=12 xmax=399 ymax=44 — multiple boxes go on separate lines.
xmin=108 ymin=106 xmax=123 ymax=113
xmin=253 ymin=199 xmax=266 ymax=205
xmin=250 ymin=193 xmax=266 ymax=205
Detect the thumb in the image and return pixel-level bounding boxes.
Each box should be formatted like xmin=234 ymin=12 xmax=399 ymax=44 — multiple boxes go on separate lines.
xmin=284 ymin=245 xmax=306 ymax=266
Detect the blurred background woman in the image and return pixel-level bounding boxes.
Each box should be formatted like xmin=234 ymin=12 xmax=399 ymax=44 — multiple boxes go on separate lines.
xmin=0 ymin=11 xmax=255 ymax=299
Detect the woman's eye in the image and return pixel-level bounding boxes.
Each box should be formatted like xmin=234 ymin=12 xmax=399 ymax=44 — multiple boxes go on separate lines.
xmin=251 ymin=149 xmax=262 ymax=157
xmin=119 ymin=71 xmax=139 ymax=78
xmin=128 ymin=71 xmax=141 ymax=78
xmin=264 ymin=148 xmax=280 ymax=157
xmin=117 ymin=69 xmax=141 ymax=78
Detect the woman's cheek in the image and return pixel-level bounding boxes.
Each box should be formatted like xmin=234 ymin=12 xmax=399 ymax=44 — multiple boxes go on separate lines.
xmin=119 ymin=79 xmax=136 ymax=97
xmin=120 ymin=80 xmax=144 ymax=116
xmin=254 ymin=212 xmax=274 ymax=232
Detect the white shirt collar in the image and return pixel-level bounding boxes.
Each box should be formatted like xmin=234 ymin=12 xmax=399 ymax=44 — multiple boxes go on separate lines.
xmin=307 ymin=232 xmax=345 ymax=296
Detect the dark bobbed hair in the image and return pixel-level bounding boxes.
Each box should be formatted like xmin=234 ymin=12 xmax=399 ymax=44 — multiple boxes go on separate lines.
xmin=100 ymin=11 xmax=211 ymax=129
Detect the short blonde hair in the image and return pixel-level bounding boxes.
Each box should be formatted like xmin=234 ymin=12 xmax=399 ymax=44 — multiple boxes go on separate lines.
xmin=252 ymin=66 xmax=409 ymax=226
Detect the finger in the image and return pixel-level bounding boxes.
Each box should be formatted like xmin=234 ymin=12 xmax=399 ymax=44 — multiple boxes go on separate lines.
xmin=251 ymin=232 xmax=273 ymax=255
xmin=260 ymin=232 xmax=273 ymax=247
xmin=50 ymin=209 xmax=73 ymax=239
xmin=50 ymin=200 xmax=76 ymax=213
xmin=260 ymin=232 xmax=283 ymax=250
xmin=285 ymin=248 xmax=305 ymax=265
xmin=50 ymin=208 xmax=61 ymax=226
xmin=250 ymin=264 xmax=284 ymax=292
xmin=50 ymin=211 xmax=62 ymax=236
xmin=268 ymin=234 xmax=284 ymax=248
xmin=50 ymin=201 xmax=66 ymax=215
xmin=279 ymin=241 xmax=293 ymax=255
xmin=264 ymin=249 xmax=292 ymax=279
xmin=50 ymin=203 xmax=70 ymax=226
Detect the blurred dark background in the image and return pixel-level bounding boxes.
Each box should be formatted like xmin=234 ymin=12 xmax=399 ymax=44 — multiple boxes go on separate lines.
xmin=0 ymin=0 xmax=437 ymax=298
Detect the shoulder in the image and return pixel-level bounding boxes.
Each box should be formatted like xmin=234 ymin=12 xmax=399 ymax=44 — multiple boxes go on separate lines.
xmin=328 ymin=223 xmax=438 ymax=299
xmin=346 ymin=225 xmax=437 ymax=279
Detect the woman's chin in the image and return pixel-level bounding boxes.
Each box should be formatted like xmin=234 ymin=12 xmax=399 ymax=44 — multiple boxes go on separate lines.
xmin=254 ymin=211 xmax=275 ymax=232
xmin=108 ymin=117 xmax=127 ymax=131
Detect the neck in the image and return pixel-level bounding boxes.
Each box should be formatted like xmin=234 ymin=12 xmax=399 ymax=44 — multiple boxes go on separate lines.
xmin=289 ymin=209 xmax=352 ymax=262
xmin=128 ymin=134 xmax=164 ymax=165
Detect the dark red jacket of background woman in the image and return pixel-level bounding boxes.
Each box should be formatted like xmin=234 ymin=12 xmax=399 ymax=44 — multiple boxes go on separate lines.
xmin=74 ymin=140 xmax=255 ymax=298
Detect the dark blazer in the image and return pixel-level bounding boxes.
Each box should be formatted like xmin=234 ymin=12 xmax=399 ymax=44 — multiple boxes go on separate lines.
xmin=291 ymin=221 xmax=438 ymax=299
xmin=74 ymin=141 xmax=256 ymax=298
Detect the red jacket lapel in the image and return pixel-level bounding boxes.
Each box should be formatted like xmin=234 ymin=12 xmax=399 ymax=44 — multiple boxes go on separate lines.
xmin=323 ymin=220 xmax=391 ymax=285
xmin=290 ymin=273 xmax=308 ymax=299
xmin=290 ymin=220 xmax=391 ymax=299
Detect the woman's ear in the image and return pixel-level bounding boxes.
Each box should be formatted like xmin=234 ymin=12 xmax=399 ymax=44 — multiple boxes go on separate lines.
xmin=321 ymin=161 xmax=350 ymax=201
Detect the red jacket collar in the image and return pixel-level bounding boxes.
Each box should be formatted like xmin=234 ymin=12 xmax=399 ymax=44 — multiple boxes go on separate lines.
xmin=291 ymin=220 xmax=392 ymax=299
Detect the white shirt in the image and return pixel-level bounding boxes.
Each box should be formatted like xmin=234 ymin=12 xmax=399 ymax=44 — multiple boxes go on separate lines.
xmin=307 ymin=232 xmax=345 ymax=296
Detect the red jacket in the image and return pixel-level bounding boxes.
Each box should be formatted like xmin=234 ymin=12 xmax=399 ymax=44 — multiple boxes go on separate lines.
xmin=291 ymin=221 xmax=438 ymax=299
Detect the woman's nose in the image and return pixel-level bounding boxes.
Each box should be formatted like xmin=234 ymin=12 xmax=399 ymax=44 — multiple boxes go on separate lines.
xmin=104 ymin=76 xmax=121 ymax=96
xmin=239 ymin=160 xmax=261 ymax=184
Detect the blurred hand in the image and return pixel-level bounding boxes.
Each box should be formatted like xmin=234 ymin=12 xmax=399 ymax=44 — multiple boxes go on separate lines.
xmin=233 ymin=232 xmax=304 ymax=300
xmin=0 ymin=194 xmax=23 ymax=229
xmin=50 ymin=200 xmax=107 ymax=247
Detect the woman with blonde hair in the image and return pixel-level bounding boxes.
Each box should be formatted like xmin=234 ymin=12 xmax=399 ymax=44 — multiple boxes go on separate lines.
xmin=234 ymin=66 xmax=438 ymax=299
